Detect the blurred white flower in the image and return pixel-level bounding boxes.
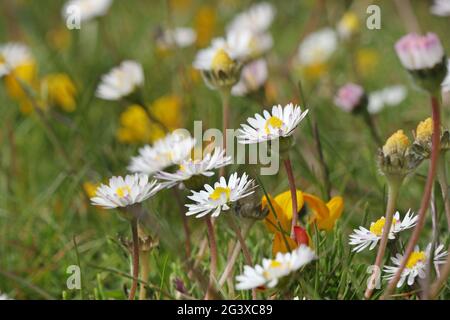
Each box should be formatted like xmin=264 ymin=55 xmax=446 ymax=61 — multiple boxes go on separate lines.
xmin=368 ymin=85 xmax=407 ymax=114
xmin=442 ymin=59 xmax=450 ymax=93
xmin=155 ymin=147 xmax=231 ymax=189
xmin=0 ymin=292 xmax=12 ymax=300
xmin=227 ymin=2 xmax=276 ymax=34
xmin=349 ymin=210 xmax=418 ymax=253
xmin=430 ymin=0 xmax=450 ymax=16
xmin=62 ymin=0 xmax=113 ymax=22
xmin=96 ymin=60 xmax=144 ymax=101
xmin=297 ymin=28 xmax=338 ymax=66
xmin=238 ymin=103 xmax=308 ymax=144
xmin=226 ymin=29 xmax=273 ymax=61
xmin=185 ymin=172 xmax=255 ymax=218
xmin=0 ymin=42 xmax=33 ymax=77
xmin=128 ymin=132 xmax=195 ymax=175
xmin=90 ymin=174 xmax=161 ymax=209
xmin=395 ymin=33 xmax=445 ymax=71
xmin=384 ymin=244 xmax=448 ymax=287
xmin=232 ymin=58 xmax=268 ymax=96
xmin=157 ymin=27 xmax=196 ymax=50
xmin=235 ymin=245 xmax=316 ymax=290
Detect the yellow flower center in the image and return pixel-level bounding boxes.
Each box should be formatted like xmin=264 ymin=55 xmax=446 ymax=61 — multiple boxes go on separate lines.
xmin=0 ymin=54 xmax=5 ymax=65
xmin=209 ymin=186 xmax=231 ymax=201
xmin=269 ymin=260 xmax=282 ymax=268
xmin=382 ymin=130 xmax=410 ymax=156
xmin=416 ymin=118 xmax=433 ymax=142
xmin=340 ymin=12 xmax=359 ymax=33
xmin=369 ymin=217 xmax=397 ymax=236
xmin=116 ymin=186 xmax=131 ymax=198
xmin=406 ymin=251 xmax=426 ymax=269
xmin=211 ymin=48 xmax=234 ymax=72
xmin=264 ymin=116 xmax=284 ymax=134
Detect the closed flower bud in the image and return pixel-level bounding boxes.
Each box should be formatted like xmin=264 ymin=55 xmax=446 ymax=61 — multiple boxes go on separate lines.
xmin=395 ymin=33 xmax=447 ymax=93
xmin=334 ymin=83 xmax=367 ymax=113
xmin=411 ymin=117 xmax=450 ymax=158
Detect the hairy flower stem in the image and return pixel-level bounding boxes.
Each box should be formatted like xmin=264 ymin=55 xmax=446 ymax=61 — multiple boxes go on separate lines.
xmin=138 ymin=250 xmax=150 ymax=300
xmin=284 ymin=157 xmax=298 ymax=239
xmin=383 ymin=95 xmax=441 ymax=298
xmin=129 ymin=217 xmax=140 ymax=300
xmin=220 ymin=90 xmax=230 ymax=177
xmin=365 ymin=179 xmax=401 ymax=299
xmin=437 ymin=155 xmax=450 ymax=230
xmin=205 ymin=217 xmax=218 ymax=300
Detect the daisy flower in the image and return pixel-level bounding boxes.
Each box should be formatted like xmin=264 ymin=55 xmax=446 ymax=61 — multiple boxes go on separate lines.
xmin=368 ymin=85 xmax=407 ymax=114
xmin=155 ymin=147 xmax=231 ymax=189
xmin=238 ymin=103 xmax=309 ymax=144
xmin=334 ymin=83 xmax=365 ymax=113
xmin=349 ymin=210 xmax=418 ymax=252
xmin=395 ymin=33 xmax=445 ymax=71
xmin=90 ymin=174 xmax=161 ymax=209
xmin=235 ymin=245 xmax=316 ymax=290
xmin=227 ymin=2 xmax=276 ymax=34
xmin=156 ymin=27 xmax=197 ymax=50
xmin=95 ymin=60 xmax=144 ymax=101
xmin=430 ymin=0 xmax=450 ymax=16
xmin=231 ymin=58 xmax=268 ymax=96
xmin=297 ymin=28 xmax=338 ymax=67
xmin=384 ymin=244 xmax=448 ymax=288
xmin=185 ymin=172 xmax=255 ymax=218
xmin=226 ymin=29 xmax=273 ymax=61
xmin=0 ymin=42 xmax=33 ymax=77
xmin=128 ymin=132 xmax=196 ymax=175
xmin=62 ymin=0 xmax=113 ymax=22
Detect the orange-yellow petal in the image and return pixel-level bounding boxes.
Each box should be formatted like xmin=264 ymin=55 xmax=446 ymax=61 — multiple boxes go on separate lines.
xmin=272 ymin=232 xmax=298 ymax=256
xmin=262 ymin=190 xmax=304 ymax=233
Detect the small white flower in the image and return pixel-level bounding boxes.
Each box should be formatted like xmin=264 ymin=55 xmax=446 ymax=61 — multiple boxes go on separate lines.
xmin=297 ymin=28 xmax=338 ymax=67
xmin=368 ymin=85 xmax=407 ymax=114
xmin=384 ymin=244 xmax=448 ymax=288
xmin=0 ymin=292 xmax=12 ymax=300
xmin=232 ymin=58 xmax=268 ymax=96
xmin=62 ymin=0 xmax=113 ymax=22
xmin=238 ymin=103 xmax=308 ymax=144
xmin=395 ymin=33 xmax=445 ymax=71
xmin=157 ymin=27 xmax=196 ymax=50
xmin=155 ymin=147 xmax=232 ymax=189
xmin=185 ymin=172 xmax=255 ymax=218
xmin=226 ymin=29 xmax=273 ymax=61
xmin=128 ymin=132 xmax=196 ymax=175
xmin=90 ymin=174 xmax=161 ymax=209
xmin=442 ymin=59 xmax=450 ymax=93
xmin=349 ymin=210 xmax=418 ymax=253
xmin=430 ymin=0 xmax=450 ymax=16
xmin=235 ymin=245 xmax=316 ymax=290
xmin=96 ymin=60 xmax=144 ymax=101
xmin=0 ymin=42 xmax=33 ymax=77
xmin=193 ymin=38 xmax=239 ymax=72
xmin=227 ymin=2 xmax=276 ymax=34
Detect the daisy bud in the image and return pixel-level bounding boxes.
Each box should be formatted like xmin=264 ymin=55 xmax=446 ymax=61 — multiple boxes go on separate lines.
xmin=193 ymin=40 xmax=242 ymax=90
xmin=412 ymin=117 xmax=450 ymax=158
xmin=378 ymin=130 xmax=419 ymax=179
xmin=334 ymin=83 xmax=367 ymax=113
xmin=395 ymin=33 xmax=447 ymax=93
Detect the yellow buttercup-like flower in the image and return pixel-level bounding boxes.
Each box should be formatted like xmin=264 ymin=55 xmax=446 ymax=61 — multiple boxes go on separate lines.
xmin=4 ymin=62 xmax=37 ymax=100
xmin=41 ymin=73 xmax=77 ymax=112
xmin=415 ymin=117 xmax=433 ymax=143
xmin=83 ymin=181 xmax=100 ymax=199
xmin=262 ymin=189 xmax=344 ymax=256
xmin=382 ymin=130 xmax=410 ymax=157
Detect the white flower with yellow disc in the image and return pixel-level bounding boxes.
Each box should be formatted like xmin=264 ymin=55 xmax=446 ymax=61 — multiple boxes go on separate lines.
xmin=128 ymin=132 xmax=196 ymax=175
xmin=349 ymin=210 xmax=418 ymax=252
xmin=185 ymin=172 xmax=255 ymax=218
xmin=90 ymin=174 xmax=161 ymax=209
xmin=235 ymin=245 xmax=316 ymax=290
xmin=0 ymin=42 xmax=33 ymax=77
xmin=155 ymin=147 xmax=231 ymax=189
xmin=238 ymin=103 xmax=308 ymax=144
xmin=384 ymin=244 xmax=447 ymax=287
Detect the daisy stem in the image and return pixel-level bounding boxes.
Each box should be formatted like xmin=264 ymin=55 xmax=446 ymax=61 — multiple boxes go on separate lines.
xmin=364 ymin=178 xmax=401 ymax=299
xmin=138 ymin=249 xmax=150 ymax=300
xmin=227 ymin=216 xmax=257 ymax=299
xmin=284 ymin=156 xmax=298 ymax=239
xmin=383 ymin=94 xmax=441 ymax=298
xmin=129 ymin=217 xmax=140 ymax=300
xmin=205 ymin=217 xmax=218 ymax=300
xmin=220 ymin=89 xmax=230 ymax=177
xmin=436 ymin=154 xmax=450 ymax=230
